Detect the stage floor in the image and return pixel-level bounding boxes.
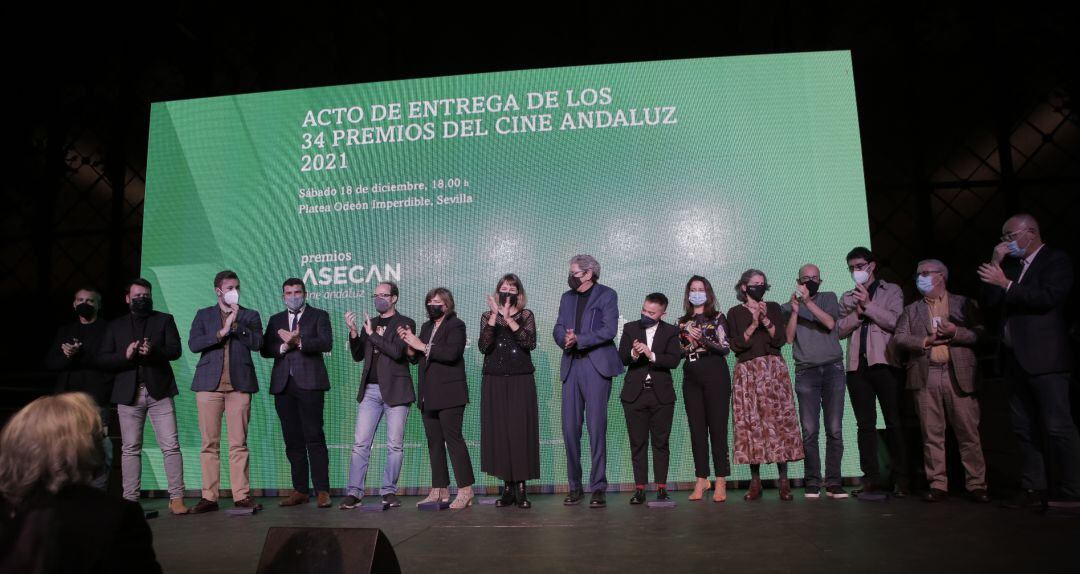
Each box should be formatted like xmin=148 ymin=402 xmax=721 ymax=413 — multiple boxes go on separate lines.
xmin=146 ymin=489 xmax=1079 ymax=573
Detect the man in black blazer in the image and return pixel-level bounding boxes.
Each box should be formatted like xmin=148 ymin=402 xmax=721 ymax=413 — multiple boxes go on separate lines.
xmin=618 ymin=293 xmax=683 ymax=504
xmin=261 ymin=277 xmax=333 ymax=508
xmin=98 ymin=278 xmax=187 ymax=514
xmin=339 ymin=281 xmax=416 ymax=510
xmin=44 ymin=287 xmax=113 ymax=489
xmin=979 ymin=213 xmax=1080 ymax=507
xmin=187 ymin=270 xmax=264 ymax=514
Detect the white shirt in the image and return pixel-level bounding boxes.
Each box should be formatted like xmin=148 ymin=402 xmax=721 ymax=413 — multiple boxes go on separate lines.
xmin=280 ymin=306 xmax=306 ymax=355
xmin=631 ymin=323 xmax=659 ymax=380
xmin=1006 ymin=244 xmax=1044 ymax=292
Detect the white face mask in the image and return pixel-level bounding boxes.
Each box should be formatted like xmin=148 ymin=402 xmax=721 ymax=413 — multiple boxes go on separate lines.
xmin=852 ymin=270 xmax=870 ymax=285
xmin=222 ymin=290 xmax=240 ymax=306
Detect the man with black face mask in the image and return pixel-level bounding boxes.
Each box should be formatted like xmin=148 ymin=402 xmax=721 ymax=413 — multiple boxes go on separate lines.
xmin=781 ymin=264 xmax=847 ymax=499
xmin=99 ymin=278 xmax=187 ymax=514
xmin=45 ymin=287 xmax=113 ymax=490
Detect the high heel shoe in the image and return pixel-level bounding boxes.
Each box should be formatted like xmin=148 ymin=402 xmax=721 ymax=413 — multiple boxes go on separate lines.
xmin=416 ymin=487 xmax=449 ymax=508
xmin=496 ymin=481 xmax=516 ymax=508
xmin=450 ymin=486 xmax=474 ymax=509
xmin=689 ymin=478 xmax=711 ymax=501
xmin=516 ymin=481 xmax=531 ymax=509
xmin=713 ymin=477 xmax=727 ymax=502
xmin=744 ymin=478 xmax=762 ymax=501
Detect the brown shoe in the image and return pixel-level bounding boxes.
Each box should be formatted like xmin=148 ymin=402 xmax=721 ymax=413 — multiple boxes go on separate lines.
xmin=189 ymin=498 xmax=219 ymax=514
xmin=169 ymin=498 xmax=189 ymax=515
xmin=779 ymin=481 xmax=794 ymax=502
xmin=279 ymin=491 xmax=310 ymax=507
xmin=316 ymin=491 xmax=332 ymax=508
xmin=234 ymin=498 xmax=263 ymax=510
xmin=744 ymin=478 xmax=762 ymax=501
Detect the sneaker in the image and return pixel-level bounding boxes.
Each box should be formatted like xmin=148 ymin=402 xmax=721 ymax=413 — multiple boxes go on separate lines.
xmin=339 ymin=495 xmax=362 ymax=510
xmin=826 ymin=486 xmax=849 ymax=499
xmin=382 ymin=493 xmax=401 ymax=508
xmin=804 ymin=486 xmax=821 ymax=499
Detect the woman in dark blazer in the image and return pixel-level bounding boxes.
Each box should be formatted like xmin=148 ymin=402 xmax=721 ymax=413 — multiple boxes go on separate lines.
xmin=399 ymin=287 xmax=476 ymax=509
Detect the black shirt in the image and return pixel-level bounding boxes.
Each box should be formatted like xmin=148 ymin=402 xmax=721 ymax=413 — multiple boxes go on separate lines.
xmin=574 ymin=284 xmax=595 ymax=332
xmin=858 ymin=279 xmax=881 ymax=368
xmin=365 ymin=316 xmax=393 ymax=385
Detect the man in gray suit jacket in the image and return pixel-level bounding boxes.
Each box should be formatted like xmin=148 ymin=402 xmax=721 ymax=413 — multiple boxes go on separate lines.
xmin=187 ymin=270 xmax=264 ymax=514
xmin=895 ymin=259 xmax=989 ymax=503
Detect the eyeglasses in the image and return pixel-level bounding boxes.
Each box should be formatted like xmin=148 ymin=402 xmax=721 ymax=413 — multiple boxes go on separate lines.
xmin=1000 ymin=228 xmax=1031 ymax=242
xmin=915 ymin=270 xmax=943 ymax=278
xmin=373 ymin=293 xmax=393 ymax=299
xmin=847 ymin=262 xmax=870 ymax=272
xmin=798 ymin=276 xmax=820 ymax=283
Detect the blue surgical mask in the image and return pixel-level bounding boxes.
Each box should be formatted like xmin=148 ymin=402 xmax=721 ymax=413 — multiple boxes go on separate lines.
xmin=1007 ymin=240 xmax=1027 ymax=258
xmin=916 ymin=275 xmax=936 ymax=295
xmin=688 ymin=292 xmax=707 ymax=306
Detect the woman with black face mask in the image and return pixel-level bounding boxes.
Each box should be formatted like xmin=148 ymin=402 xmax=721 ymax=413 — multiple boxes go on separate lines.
xmin=399 ymin=287 xmax=475 ymax=509
xmin=726 ymin=269 xmax=804 ymax=502
xmin=477 ymin=274 xmax=540 ymax=509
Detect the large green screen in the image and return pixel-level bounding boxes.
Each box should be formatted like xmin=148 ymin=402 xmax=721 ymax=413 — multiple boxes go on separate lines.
xmin=140 ymin=50 xmax=871 ymax=492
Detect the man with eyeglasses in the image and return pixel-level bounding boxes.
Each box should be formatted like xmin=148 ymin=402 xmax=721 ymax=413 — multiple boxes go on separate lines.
xmin=979 ymin=214 xmax=1080 ymax=509
xmin=838 ymin=247 xmax=911 ymax=498
xmin=895 ymin=260 xmax=988 ymax=503
xmin=339 ymin=281 xmax=416 ymax=510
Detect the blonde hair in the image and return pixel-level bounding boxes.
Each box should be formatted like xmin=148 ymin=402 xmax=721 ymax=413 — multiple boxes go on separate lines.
xmin=0 ymin=392 xmax=104 ymax=506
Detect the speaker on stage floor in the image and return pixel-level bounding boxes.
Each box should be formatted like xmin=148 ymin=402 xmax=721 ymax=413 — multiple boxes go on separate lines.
xmin=256 ymin=527 xmax=400 ymax=574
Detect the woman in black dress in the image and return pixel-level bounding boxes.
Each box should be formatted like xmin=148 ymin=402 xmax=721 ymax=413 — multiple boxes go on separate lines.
xmin=478 ymin=274 xmax=540 ymax=508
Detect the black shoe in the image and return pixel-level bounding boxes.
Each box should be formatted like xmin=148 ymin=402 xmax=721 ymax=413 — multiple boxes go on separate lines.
xmin=656 ymin=488 xmax=670 ymax=502
xmin=589 ymin=491 xmax=607 ymax=508
xmin=852 ymin=483 xmax=879 ymax=497
xmin=496 ymin=481 xmax=516 ymax=508
xmin=968 ymin=489 xmax=991 ymax=504
xmin=381 ymin=494 xmax=401 ymax=508
xmin=893 ymin=485 xmax=911 ymax=498
xmin=563 ymin=488 xmax=585 ymax=505
xmin=338 ymin=495 xmax=362 ymax=510
xmin=923 ymin=489 xmax=948 ymax=503
xmin=629 ymin=489 xmax=646 ymax=505
xmin=516 ymin=482 xmax=531 ymax=509
xmin=1001 ymin=489 xmax=1046 ymax=509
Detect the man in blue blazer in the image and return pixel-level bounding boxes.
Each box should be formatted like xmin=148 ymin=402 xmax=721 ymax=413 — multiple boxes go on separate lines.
xmin=261 ymin=278 xmax=334 ymax=508
xmin=553 ymin=254 xmax=625 ymax=507
xmin=187 ymin=270 xmax=264 ymax=514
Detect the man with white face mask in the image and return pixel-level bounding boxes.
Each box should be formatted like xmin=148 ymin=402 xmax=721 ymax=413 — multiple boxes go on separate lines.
xmin=895 ymin=260 xmax=988 ymax=503
xmin=979 ymin=213 xmax=1080 ymax=509
xmin=838 ymin=246 xmax=911 ymax=498
xmin=188 ymin=270 xmax=265 ymax=513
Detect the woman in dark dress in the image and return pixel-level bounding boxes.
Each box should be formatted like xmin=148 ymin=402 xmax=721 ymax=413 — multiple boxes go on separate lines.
xmin=677 ymin=275 xmax=733 ymax=502
xmin=478 ymin=274 xmax=540 ymax=509
xmin=726 ymin=269 xmax=804 ymax=501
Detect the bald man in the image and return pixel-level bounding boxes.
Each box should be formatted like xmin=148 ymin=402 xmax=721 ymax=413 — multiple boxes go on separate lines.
xmin=979 ymin=214 xmax=1080 ymax=508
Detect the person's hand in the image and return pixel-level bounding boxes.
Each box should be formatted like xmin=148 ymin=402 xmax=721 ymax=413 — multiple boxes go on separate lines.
xmin=991 ymin=242 xmax=1011 ymax=265
xmin=344 ymin=311 xmax=358 ymax=334
xmin=486 ymin=295 xmax=501 ymax=315
xmin=632 ymin=339 xmax=652 ymax=359
xmin=936 ymin=319 xmax=958 ymax=340
xmin=138 ymin=338 xmax=153 ymax=356
xmin=500 ymin=298 xmax=512 ymax=319
xmin=977 ymin=262 xmax=1009 ymax=289
xmin=125 ymin=340 xmax=140 ymax=360
xmin=685 ymin=323 xmax=702 ymax=341
xmin=795 ymin=282 xmax=810 ymax=300
xmin=397 ymin=326 xmax=424 ymax=351
xmin=363 ymin=312 xmax=373 ymax=335
xmin=789 ymin=292 xmax=801 ymax=313
xmin=277 ymin=328 xmax=293 ymax=344
xmin=62 ymin=341 xmax=80 ymax=358
xmin=564 ymin=328 xmax=577 ymax=349
xmin=853 ymin=283 xmax=869 ymax=313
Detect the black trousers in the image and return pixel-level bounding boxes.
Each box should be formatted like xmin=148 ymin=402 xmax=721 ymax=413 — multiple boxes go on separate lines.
xmin=622 ymin=388 xmax=675 ymax=486
xmin=421 ymin=405 xmax=475 ymax=488
xmin=683 ymin=354 xmax=732 ymax=478
xmin=846 ymin=364 xmax=910 ymax=485
xmin=274 ymin=377 xmax=330 ymax=493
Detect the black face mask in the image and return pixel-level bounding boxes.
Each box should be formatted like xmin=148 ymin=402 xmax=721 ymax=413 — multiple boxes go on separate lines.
xmin=639 ymin=314 xmax=658 ymax=328
xmin=567 ymin=273 xmax=583 ymax=290
xmin=75 ymin=303 xmax=96 ymax=320
xmin=130 ymin=297 xmax=153 ymax=315
xmin=802 ymin=280 xmax=821 ymax=298
xmin=426 ymin=304 xmax=446 ymax=320
xmin=745 ymin=285 xmax=767 ymax=302
xmin=498 ymin=292 xmax=518 ymax=307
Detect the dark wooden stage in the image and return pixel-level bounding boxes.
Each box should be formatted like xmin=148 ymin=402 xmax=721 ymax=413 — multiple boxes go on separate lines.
xmin=145 ymin=488 xmax=1079 ymax=573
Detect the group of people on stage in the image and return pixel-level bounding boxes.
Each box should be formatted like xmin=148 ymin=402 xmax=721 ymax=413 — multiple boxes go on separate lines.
xmin=32 ymin=212 xmax=1080 ymax=514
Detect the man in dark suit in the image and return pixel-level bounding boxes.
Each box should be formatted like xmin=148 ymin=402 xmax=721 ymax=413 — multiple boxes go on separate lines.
xmin=187 ymin=270 xmax=264 ymax=514
xmin=44 ymin=286 xmax=113 ymax=490
xmin=261 ymin=277 xmax=334 ymax=508
xmin=553 ymin=254 xmax=625 ymax=507
xmin=979 ymin=213 xmax=1080 ymax=507
xmin=98 ymin=278 xmax=187 ymax=515
xmin=618 ymin=293 xmax=682 ymax=504
xmin=339 ymin=281 xmax=416 ymax=510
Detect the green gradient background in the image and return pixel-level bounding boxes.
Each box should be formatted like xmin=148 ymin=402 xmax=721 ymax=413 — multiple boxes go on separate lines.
xmin=140 ymin=51 xmax=871 ymax=492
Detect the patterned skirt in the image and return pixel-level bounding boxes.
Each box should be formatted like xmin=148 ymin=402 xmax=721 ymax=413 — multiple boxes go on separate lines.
xmin=731 ymin=355 xmax=805 ymax=465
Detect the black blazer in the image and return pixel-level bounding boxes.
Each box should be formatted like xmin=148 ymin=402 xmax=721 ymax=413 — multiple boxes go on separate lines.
xmin=618 ymin=319 xmax=683 ymax=405
xmin=188 ymin=305 xmax=264 ymax=393
xmin=261 ymin=305 xmax=333 ymax=394
xmin=44 ymin=320 xmax=113 ymax=406
xmin=99 ymin=312 xmax=182 ymax=406
xmin=350 ymin=312 xmax=417 ymax=407
xmin=983 ymin=245 xmax=1073 ymax=375
xmin=413 ymin=313 xmax=468 ymax=412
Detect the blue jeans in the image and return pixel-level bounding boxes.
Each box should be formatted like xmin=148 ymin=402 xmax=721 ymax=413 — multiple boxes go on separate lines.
xmin=795 ymin=361 xmax=846 ymax=488
xmin=345 ymin=384 xmax=410 ymax=498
